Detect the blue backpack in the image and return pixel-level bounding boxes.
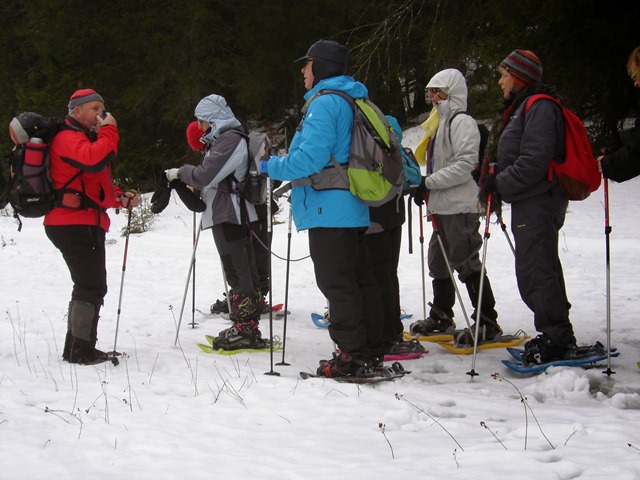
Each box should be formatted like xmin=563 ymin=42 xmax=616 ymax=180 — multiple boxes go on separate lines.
xmin=385 ymin=115 xmax=421 ymax=193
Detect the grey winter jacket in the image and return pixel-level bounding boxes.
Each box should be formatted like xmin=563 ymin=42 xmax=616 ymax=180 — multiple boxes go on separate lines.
xmin=424 ymin=69 xmax=481 ymax=215
xmin=178 ymin=94 xmax=257 ymax=229
xmin=496 ymin=92 xmax=564 ymax=203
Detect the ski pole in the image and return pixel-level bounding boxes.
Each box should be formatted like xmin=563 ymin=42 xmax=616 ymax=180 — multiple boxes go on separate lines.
xmin=174 ymin=217 xmax=203 ymax=346
xmin=601 ymin=150 xmax=614 ymax=376
xmin=418 ymin=201 xmax=427 ymax=322
xmin=467 ymin=163 xmax=496 ymax=378
xmin=264 ymin=175 xmax=280 ymax=377
xmin=189 ymin=211 xmax=198 ymax=328
xmin=496 ymin=210 xmax=516 ymax=256
xmin=407 ymin=195 xmax=414 ymax=254
xmin=277 ymin=196 xmax=293 ymax=366
xmin=111 ymin=208 xmax=132 ymax=356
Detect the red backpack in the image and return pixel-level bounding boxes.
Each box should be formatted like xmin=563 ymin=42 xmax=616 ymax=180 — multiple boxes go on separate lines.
xmin=525 ymin=94 xmax=601 ymax=200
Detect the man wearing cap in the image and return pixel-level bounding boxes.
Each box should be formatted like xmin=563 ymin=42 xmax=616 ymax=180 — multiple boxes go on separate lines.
xmin=264 ymin=39 xmax=384 ymax=378
xmin=480 ymin=50 xmax=582 ymax=365
xmin=45 ymin=88 xmax=139 ymax=365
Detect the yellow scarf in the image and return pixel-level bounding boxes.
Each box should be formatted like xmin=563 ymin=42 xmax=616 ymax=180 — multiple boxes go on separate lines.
xmin=414 ymin=107 xmax=439 ymax=166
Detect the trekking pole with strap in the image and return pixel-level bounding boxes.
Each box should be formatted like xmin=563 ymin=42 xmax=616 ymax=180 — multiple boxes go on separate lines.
xmin=174 ymin=217 xmax=203 ymax=346
xmin=601 ymin=151 xmax=614 ymax=376
xmin=277 ymin=193 xmax=293 ymax=366
xmin=110 ymin=208 xmax=132 ymax=356
xmin=264 ymin=176 xmax=280 ymax=376
xmin=189 ymin=211 xmax=199 ymax=328
xmin=418 ymin=200 xmax=427 ymax=322
xmin=467 ymin=163 xmax=496 ymax=378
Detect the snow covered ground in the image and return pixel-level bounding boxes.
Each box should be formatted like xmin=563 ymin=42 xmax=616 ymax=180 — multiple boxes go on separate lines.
xmin=1 ymin=126 xmax=640 ymax=479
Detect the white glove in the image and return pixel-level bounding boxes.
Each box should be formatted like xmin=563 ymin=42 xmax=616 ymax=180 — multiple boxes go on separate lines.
xmin=165 ymin=168 xmax=180 ymax=182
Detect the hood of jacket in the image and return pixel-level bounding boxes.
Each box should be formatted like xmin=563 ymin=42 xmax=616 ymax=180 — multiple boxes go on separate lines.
xmin=304 ymin=75 xmax=369 ymax=101
xmin=426 ymin=68 xmax=468 ymax=114
xmin=194 ymin=94 xmax=242 ymax=143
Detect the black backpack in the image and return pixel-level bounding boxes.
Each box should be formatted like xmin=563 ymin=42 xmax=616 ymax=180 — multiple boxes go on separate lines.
xmin=1 ymin=112 xmax=78 ymax=230
xmin=448 ymin=111 xmax=490 ymax=184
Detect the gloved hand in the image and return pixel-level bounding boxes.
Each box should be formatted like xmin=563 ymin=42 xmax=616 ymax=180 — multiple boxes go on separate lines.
xmin=121 ymin=190 xmax=140 ymax=210
xmin=471 ymin=166 xmax=481 ymax=184
xmin=480 ymin=172 xmax=498 ymax=194
xmin=165 ymin=168 xmax=180 ymax=182
xmin=413 ymin=176 xmax=428 ymax=206
xmin=259 ymin=160 xmax=269 ymax=176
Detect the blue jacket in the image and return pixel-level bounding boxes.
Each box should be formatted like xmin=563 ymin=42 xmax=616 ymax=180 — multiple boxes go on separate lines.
xmin=267 ymin=76 xmax=369 ymax=231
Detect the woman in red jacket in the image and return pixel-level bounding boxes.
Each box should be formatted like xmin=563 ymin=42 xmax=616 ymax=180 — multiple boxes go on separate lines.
xmin=45 ymin=89 xmax=139 ymax=365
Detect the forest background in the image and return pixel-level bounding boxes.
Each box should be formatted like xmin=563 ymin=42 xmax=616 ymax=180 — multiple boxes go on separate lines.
xmin=0 ymin=0 xmax=637 ymax=191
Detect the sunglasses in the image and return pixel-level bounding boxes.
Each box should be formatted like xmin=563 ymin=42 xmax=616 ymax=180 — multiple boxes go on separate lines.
xmin=427 ymin=88 xmax=442 ymax=94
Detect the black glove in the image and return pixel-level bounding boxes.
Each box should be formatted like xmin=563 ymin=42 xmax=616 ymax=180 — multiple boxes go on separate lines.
xmin=480 ymin=172 xmax=498 ymax=194
xmin=413 ymin=176 xmax=428 ymax=206
xmin=150 ymin=177 xmax=171 ymax=214
xmin=172 ymin=180 xmax=206 ymax=212
xmin=471 ymin=166 xmax=481 ymax=185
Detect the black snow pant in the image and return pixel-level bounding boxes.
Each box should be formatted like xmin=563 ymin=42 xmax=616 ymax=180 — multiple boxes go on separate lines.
xmin=250 ymin=203 xmax=271 ymax=298
xmin=212 ymin=222 xmax=259 ymax=296
xmin=365 ymin=225 xmax=403 ymax=350
xmin=510 ymin=186 xmax=576 ymax=346
xmin=45 ymin=225 xmax=108 ymax=307
xmin=309 ymin=227 xmax=384 ymax=359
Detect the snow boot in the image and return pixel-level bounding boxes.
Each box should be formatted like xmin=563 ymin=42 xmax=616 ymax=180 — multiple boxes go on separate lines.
xmin=316 ymin=352 xmax=374 ymax=378
xmin=212 ymin=320 xmax=266 ymax=350
xmin=64 ymin=300 xmax=109 ymax=364
xmin=230 ymin=291 xmax=260 ymax=323
xmin=210 ymin=290 xmax=233 ymax=314
xmin=522 ymin=334 xmax=580 ymax=365
xmin=410 ymin=302 xmax=456 ymax=335
xmin=464 ymin=271 xmax=498 ymax=324
xmin=454 ymin=314 xmax=504 ymax=346
xmin=385 ymin=339 xmax=426 ymax=356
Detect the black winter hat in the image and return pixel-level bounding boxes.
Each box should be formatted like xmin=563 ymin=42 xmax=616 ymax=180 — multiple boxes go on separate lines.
xmin=295 ymin=39 xmax=348 ymax=85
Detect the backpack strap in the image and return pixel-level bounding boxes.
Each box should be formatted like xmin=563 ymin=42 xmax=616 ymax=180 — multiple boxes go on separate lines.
xmin=220 ymin=128 xmax=253 ymax=227
xmin=525 ymin=93 xmax=560 ymax=113
xmin=52 ymin=123 xmax=103 ymax=211
xmin=523 ymin=93 xmax=565 ymax=183
xmin=299 ymin=89 xmax=353 ymax=186
xmin=447 ymin=111 xmax=468 ymax=145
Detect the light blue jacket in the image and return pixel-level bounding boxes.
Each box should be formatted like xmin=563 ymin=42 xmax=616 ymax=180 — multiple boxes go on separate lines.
xmin=267 ymin=76 xmax=369 ymax=231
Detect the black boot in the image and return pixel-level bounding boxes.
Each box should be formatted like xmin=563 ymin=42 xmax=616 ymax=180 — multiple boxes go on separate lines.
xmin=62 ymin=330 xmax=74 ymax=361
xmin=430 ymin=278 xmax=455 ymax=320
xmin=410 ymin=278 xmax=456 ymax=335
xmin=66 ymin=300 xmax=109 ymax=364
xmin=464 ymin=271 xmax=499 ymax=323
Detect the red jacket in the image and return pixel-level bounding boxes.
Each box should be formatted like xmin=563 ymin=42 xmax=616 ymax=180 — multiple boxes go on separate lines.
xmin=44 ymin=119 xmax=121 ymax=231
